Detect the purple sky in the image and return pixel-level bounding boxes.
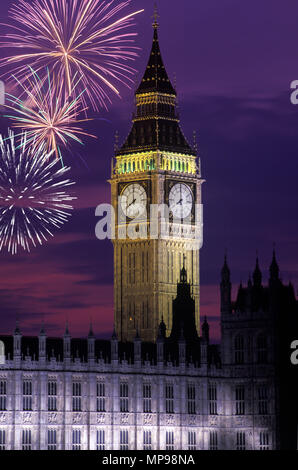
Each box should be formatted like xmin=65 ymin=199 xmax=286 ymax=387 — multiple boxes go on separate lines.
xmin=0 ymin=0 xmax=297 ymax=341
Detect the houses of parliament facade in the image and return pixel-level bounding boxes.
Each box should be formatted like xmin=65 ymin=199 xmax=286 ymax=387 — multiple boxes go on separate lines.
xmin=0 ymin=16 xmax=297 ymax=451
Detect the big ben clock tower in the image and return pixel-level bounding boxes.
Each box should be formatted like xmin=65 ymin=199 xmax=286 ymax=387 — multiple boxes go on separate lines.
xmin=110 ymin=14 xmax=204 ymax=342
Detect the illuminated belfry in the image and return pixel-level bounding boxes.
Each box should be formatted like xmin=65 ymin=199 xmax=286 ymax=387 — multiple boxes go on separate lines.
xmin=111 ymin=14 xmax=203 ymax=342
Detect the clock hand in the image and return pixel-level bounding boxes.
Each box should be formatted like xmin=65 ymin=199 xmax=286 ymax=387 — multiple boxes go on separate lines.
xmin=127 ymin=198 xmax=136 ymax=209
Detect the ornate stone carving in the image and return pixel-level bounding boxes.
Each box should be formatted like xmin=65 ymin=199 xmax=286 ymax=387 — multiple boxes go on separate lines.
xmin=188 ymin=415 xmax=197 ymax=425
xmin=96 ymin=414 xmax=106 ymax=424
xmin=209 ymin=415 xmax=218 ymax=426
xmin=0 ymin=412 xmax=7 ymax=423
xmin=143 ymin=414 xmax=153 ymax=425
xmin=72 ymin=413 xmax=83 ymax=424
xmin=48 ymin=413 xmax=57 ymax=424
xmin=165 ymin=414 xmax=175 ymax=425
xmin=22 ymin=412 xmax=32 ymax=424
xmin=120 ymin=413 xmax=129 ymax=424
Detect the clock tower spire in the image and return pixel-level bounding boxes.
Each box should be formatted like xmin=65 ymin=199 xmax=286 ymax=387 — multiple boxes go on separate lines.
xmin=110 ymin=11 xmax=204 ymax=342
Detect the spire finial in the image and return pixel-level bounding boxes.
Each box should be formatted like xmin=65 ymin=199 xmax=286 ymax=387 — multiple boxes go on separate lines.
xmin=270 ymin=244 xmax=279 ymax=281
xmin=193 ymin=130 xmax=198 ymax=155
xmin=152 ymin=2 xmax=159 ymax=29
xmin=64 ymin=320 xmax=70 ymax=336
xmin=88 ymin=319 xmax=94 ymax=338
xmin=180 ymin=255 xmax=187 ymax=283
xmin=114 ymin=130 xmax=119 ymax=153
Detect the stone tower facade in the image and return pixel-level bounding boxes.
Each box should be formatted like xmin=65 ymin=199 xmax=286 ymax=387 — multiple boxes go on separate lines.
xmin=110 ymin=20 xmax=203 ymax=342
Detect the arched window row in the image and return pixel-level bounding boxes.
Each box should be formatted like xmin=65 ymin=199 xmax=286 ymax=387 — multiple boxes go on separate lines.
xmin=233 ymin=333 xmax=269 ymax=365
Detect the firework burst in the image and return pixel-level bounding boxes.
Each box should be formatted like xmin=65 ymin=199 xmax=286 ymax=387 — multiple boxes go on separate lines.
xmin=4 ymin=67 xmax=94 ymax=163
xmin=0 ymin=0 xmax=143 ymax=110
xmin=0 ymin=131 xmax=76 ymax=255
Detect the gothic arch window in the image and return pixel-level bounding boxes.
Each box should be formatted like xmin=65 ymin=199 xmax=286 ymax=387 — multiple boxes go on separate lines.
xmin=234 ymin=334 xmax=244 ymax=364
xmin=256 ymin=334 xmax=268 ymax=363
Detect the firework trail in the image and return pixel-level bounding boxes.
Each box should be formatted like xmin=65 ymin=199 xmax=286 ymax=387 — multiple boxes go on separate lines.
xmin=0 ymin=131 xmax=76 ymax=255
xmin=0 ymin=0 xmax=144 ymax=110
xmin=4 ymin=67 xmax=95 ymax=163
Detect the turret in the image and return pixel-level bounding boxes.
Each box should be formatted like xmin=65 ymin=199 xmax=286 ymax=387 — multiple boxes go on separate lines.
xmin=111 ymin=326 xmax=118 ymax=363
xmin=13 ymin=321 xmax=22 ymax=362
xmin=253 ymin=256 xmax=262 ymax=287
xmin=87 ymin=323 xmax=95 ymax=363
xmin=220 ymin=255 xmax=231 ymax=315
xmin=38 ymin=322 xmax=46 ymax=362
xmin=170 ymin=265 xmax=198 ymax=343
xmin=63 ymin=322 xmax=71 ymax=362
xmin=269 ymin=249 xmax=280 ymax=285
xmin=202 ymin=316 xmax=210 ymax=343
xmin=201 ymin=317 xmax=209 ymax=366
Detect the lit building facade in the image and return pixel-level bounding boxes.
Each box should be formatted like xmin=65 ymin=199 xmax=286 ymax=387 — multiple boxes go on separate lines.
xmin=110 ymin=19 xmax=203 ymax=342
xmin=0 ymin=253 xmax=297 ymax=450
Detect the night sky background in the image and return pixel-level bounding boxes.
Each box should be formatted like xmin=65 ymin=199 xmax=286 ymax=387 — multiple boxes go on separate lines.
xmin=0 ymin=0 xmax=297 ymax=342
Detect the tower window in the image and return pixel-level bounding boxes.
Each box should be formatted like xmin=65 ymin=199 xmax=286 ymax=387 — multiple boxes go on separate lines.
xmin=209 ymin=431 xmax=218 ymax=450
xmin=0 ymin=430 xmax=5 ymax=450
xmin=0 ymin=380 xmax=7 ymax=411
xmin=236 ymin=432 xmax=246 ymax=450
xmin=259 ymin=432 xmax=269 ymax=450
xmin=72 ymin=382 xmax=82 ymax=412
xmin=97 ymin=430 xmax=105 ymax=450
xmin=48 ymin=380 xmax=57 ymax=412
xmin=235 ymin=386 xmax=245 ymax=415
xmin=165 ymin=431 xmax=174 ymax=450
xmin=23 ymin=380 xmax=32 ymax=411
xmin=22 ymin=429 xmax=32 ymax=450
xmin=208 ymin=384 xmax=217 ymax=415
xmin=188 ymin=431 xmax=196 ymax=450
xmin=187 ymin=383 xmax=196 ymax=414
xmin=258 ymin=386 xmax=268 ymax=415
xmin=165 ymin=384 xmax=174 ymax=414
xmin=72 ymin=429 xmax=81 ymax=450
xmin=234 ymin=335 xmax=244 ymax=364
xmin=48 ymin=429 xmax=57 ymax=450
xmin=143 ymin=431 xmax=152 ymax=450
xmin=120 ymin=430 xmax=129 ymax=450
xmin=143 ymin=383 xmax=152 ymax=413
xmin=120 ymin=382 xmax=129 ymax=412
xmin=142 ymin=252 xmax=145 ymax=283
xmin=97 ymin=382 xmax=106 ymax=412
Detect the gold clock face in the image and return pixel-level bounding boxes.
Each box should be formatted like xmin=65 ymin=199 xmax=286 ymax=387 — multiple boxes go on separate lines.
xmin=121 ymin=183 xmax=147 ymax=219
xmin=169 ymin=183 xmax=193 ymax=218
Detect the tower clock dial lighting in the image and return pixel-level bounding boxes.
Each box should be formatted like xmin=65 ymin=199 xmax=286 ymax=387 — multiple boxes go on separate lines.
xmin=121 ymin=183 xmax=147 ymax=219
xmin=169 ymin=183 xmax=193 ymax=219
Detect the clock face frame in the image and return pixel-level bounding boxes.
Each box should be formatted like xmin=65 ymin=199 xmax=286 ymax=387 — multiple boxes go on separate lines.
xmin=168 ymin=183 xmax=193 ymax=219
xmin=120 ymin=183 xmax=147 ymax=219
